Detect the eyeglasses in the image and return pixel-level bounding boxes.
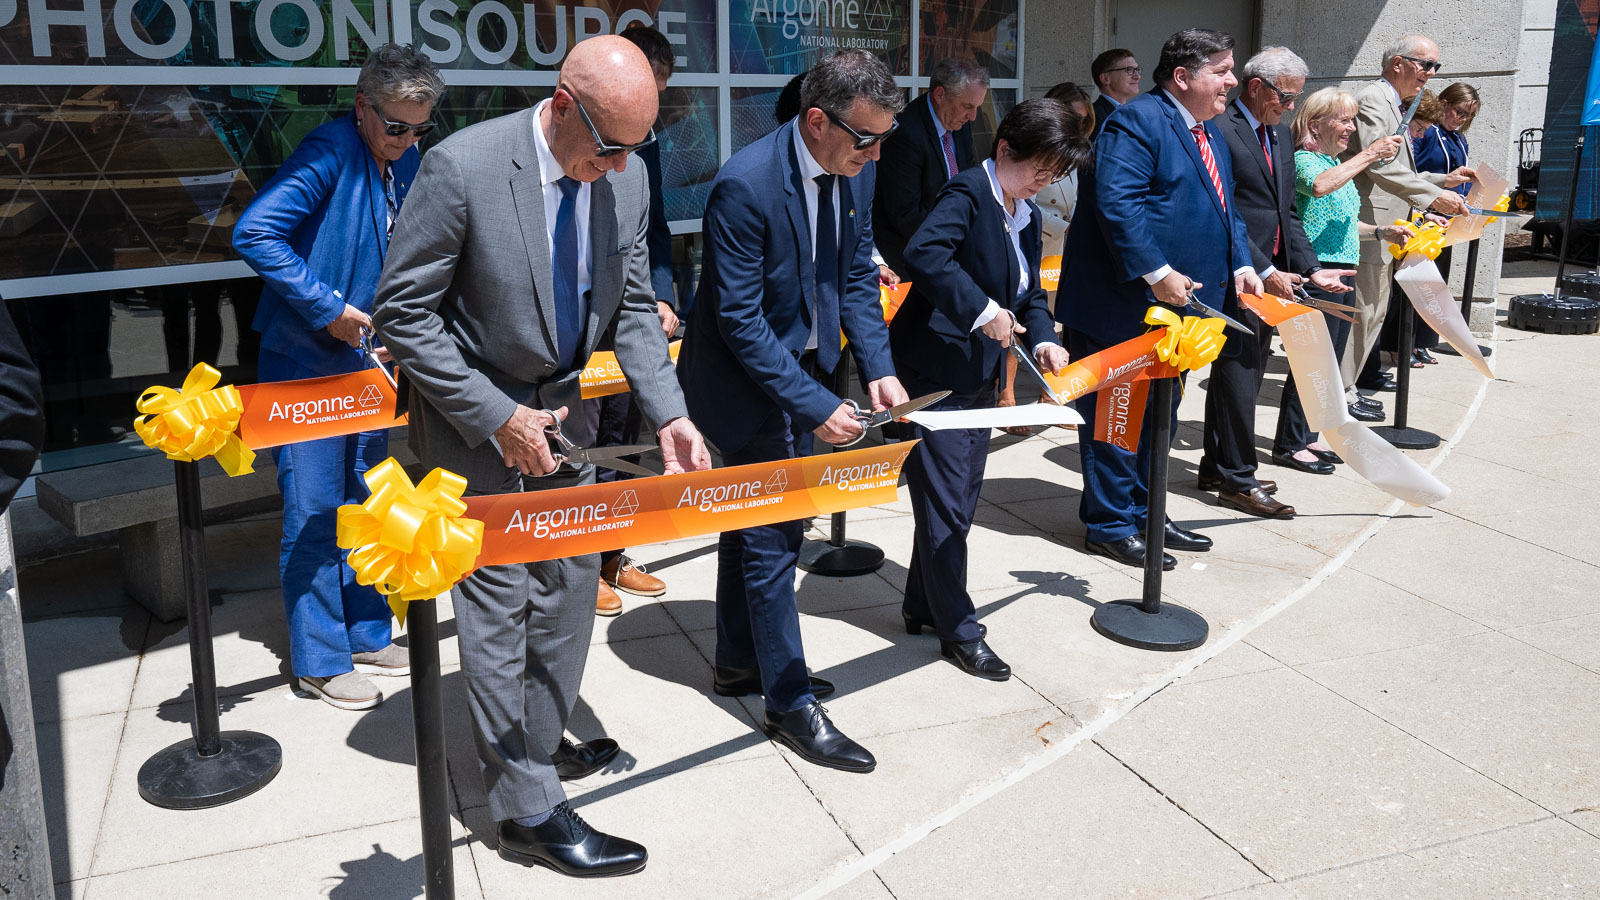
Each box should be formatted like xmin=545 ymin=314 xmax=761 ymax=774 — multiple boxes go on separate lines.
xmin=823 ymin=109 xmax=899 ymax=150
xmin=370 ymin=102 xmax=435 ymax=138
xmin=1264 ymin=82 xmax=1302 ymax=105
xmin=1400 ymin=55 xmax=1442 ymax=73
xmin=1107 ymin=65 xmax=1142 ymax=76
xmin=562 ymin=86 xmax=657 ymax=158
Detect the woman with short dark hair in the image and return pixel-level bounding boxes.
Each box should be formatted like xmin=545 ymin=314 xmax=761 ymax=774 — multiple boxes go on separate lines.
xmin=892 ymin=99 xmax=1093 ymax=679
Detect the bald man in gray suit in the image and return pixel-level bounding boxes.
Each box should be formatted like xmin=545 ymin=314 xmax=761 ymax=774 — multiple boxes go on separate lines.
xmin=374 ymin=37 xmax=709 ymax=878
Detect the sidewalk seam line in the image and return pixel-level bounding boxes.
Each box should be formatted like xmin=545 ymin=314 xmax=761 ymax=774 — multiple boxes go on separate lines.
xmin=79 ymin=609 xmax=153 ymax=892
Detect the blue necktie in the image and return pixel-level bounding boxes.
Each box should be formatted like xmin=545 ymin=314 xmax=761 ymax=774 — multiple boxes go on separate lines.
xmin=812 ymin=173 xmax=841 ymax=373
xmin=552 ymin=176 xmax=586 ymax=372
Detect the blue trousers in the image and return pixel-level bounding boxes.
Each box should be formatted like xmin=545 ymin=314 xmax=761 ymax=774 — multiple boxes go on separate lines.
xmin=1066 ymin=331 xmax=1180 ymax=544
xmin=259 ymin=349 xmax=392 ymax=678
xmin=715 ymin=406 xmax=816 ymax=715
xmin=902 ymin=384 xmax=990 ymax=643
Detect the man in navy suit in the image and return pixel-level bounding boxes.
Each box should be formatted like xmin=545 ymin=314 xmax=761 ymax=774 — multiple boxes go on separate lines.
xmin=873 ymin=57 xmax=986 ymax=276
xmin=678 ymin=49 xmax=910 ymax=773
xmin=1090 ymin=48 xmax=1142 ymax=140
xmin=1057 ymin=29 xmax=1263 ymax=571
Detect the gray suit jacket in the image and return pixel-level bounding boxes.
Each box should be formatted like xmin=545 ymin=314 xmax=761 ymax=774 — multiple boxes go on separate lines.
xmin=373 ymin=108 xmax=686 ymax=461
xmin=1347 ymin=79 xmax=1450 ymax=225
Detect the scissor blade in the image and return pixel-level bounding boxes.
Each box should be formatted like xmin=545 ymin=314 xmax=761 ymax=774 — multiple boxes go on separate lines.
xmin=1188 ymin=297 xmax=1254 ymax=335
xmin=885 ymin=390 xmax=951 ymax=421
xmin=573 ymin=443 xmax=657 ymax=462
xmin=1009 ymin=344 xmax=1062 ymax=404
xmin=587 ymin=457 xmax=657 ymax=478
xmin=1463 ymin=205 xmax=1528 ymax=219
xmin=1291 ymin=289 xmax=1359 ymax=323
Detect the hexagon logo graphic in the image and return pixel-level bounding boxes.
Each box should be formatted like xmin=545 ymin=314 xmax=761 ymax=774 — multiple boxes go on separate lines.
xmin=864 ymin=0 xmax=893 ymax=31
xmin=612 ymin=489 xmax=640 ymax=518
xmin=358 ymin=385 xmax=383 ymax=408
xmin=764 ymin=468 xmax=789 ymax=494
xmin=891 ymin=451 xmax=910 ymax=475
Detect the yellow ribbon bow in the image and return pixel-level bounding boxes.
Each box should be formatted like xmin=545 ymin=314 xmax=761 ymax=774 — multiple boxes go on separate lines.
xmin=336 ymin=457 xmax=484 ymax=625
xmin=1145 ymin=307 xmax=1227 ymax=372
xmin=133 ymin=363 xmax=256 ymax=476
xmin=1387 ymin=218 xmax=1446 ymax=261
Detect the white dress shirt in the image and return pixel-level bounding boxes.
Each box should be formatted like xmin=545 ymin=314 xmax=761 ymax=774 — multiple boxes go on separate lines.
xmin=1139 ymin=91 xmax=1257 ymax=288
xmin=792 ymin=124 xmax=842 ymax=352
xmin=974 ymin=160 xmax=1059 ymax=352
xmin=532 ymin=99 xmax=592 ymax=301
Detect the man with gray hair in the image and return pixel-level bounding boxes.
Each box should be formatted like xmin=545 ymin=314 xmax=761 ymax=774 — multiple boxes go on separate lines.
xmin=1202 ymin=46 xmax=1356 ymax=518
xmin=1344 ymin=34 xmax=1475 ymax=400
xmin=234 ymin=42 xmax=444 ymax=712
xmin=679 ymin=49 xmax=910 ymax=774
xmin=874 ymin=56 xmax=989 ymax=274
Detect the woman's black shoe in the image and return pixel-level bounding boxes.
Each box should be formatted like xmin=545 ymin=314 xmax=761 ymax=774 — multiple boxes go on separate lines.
xmin=1414 ymin=348 xmax=1438 ymax=365
xmin=497 ymin=803 xmax=647 ymax=877
xmin=1310 ymin=447 xmax=1344 ymax=464
xmin=903 ymin=614 xmax=986 ymax=639
xmin=1269 ymin=451 xmax=1335 ymax=475
xmin=940 ymin=638 xmax=1012 ymax=681
xmin=552 ymin=737 xmax=620 ymax=781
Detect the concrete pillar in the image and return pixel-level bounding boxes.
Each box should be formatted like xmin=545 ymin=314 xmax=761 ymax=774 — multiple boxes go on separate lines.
xmin=0 ymin=510 xmax=54 ymax=897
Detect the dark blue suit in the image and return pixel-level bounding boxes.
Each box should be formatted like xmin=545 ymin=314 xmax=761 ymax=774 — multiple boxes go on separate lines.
xmin=1056 ymin=90 xmax=1253 ymax=542
xmin=233 ymin=114 xmax=417 ymax=678
xmin=893 ymin=164 xmax=1056 ymax=641
xmin=678 ymin=121 xmax=894 ymax=713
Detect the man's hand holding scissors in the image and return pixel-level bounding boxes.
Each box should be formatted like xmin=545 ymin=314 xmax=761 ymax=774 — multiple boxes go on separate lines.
xmin=494 ymin=405 xmax=567 ymax=476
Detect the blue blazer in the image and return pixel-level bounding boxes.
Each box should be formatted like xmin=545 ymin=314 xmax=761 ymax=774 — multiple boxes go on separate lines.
xmin=234 ymin=114 xmax=419 ymax=375
xmin=892 ymin=165 xmax=1056 ymax=393
xmin=678 ymin=120 xmax=895 ymax=454
xmin=1056 ymin=90 xmax=1253 ymax=351
xmin=1413 ymin=124 xmax=1470 ymax=198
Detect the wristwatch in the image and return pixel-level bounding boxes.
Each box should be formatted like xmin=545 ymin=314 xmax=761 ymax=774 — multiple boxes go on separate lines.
xmin=1301 ymin=265 xmax=1323 ymax=279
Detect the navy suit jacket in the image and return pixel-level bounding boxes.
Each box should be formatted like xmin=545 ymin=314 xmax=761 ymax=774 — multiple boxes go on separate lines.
xmin=234 ymin=114 xmax=418 ymax=375
xmin=1217 ymin=101 xmax=1316 ymax=279
xmin=1056 ymin=90 xmax=1253 ymax=352
xmin=874 ymin=95 xmax=975 ymax=276
xmin=678 ymin=121 xmax=894 ymax=455
xmin=1092 ymin=94 xmax=1118 ymax=140
xmin=892 ymin=165 xmax=1056 ymax=394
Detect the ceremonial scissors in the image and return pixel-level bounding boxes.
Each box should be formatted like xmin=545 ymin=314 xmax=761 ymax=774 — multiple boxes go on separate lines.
xmin=539 ymin=412 xmax=657 ymax=477
xmin=1183 ymin=289 xmax=1255 ymax=335
xmin=1291 ymin=285 xmax=1358 ymax=324
xmin=1009 ymin=343 xmax=1063 ymax=405
xmin=359 ymin=327 xmax=398 ymax=389
xmin=840 ymin=391 xmax=950 ymax=446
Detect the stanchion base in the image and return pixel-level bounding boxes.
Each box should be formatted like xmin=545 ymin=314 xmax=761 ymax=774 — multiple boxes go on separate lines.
xmin=1434 ymin=343 xmax=1493 ymax=358
xmin=1371 ymin=425 xmax=1442 ymax=450
xmin=138 ymin=730 xmax=283 ymax=810
xmin=1090 ymin=600 xmax=1209 ymax=652
xmin=798 ymin=539 xmax=884 ymax=576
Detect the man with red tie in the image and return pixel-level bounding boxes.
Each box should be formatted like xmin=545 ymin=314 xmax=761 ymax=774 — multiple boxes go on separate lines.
xmin=1056 ymin=29 xmax=1263 ymax=570
xmin=874 ymin=57 xmax=988 ymax=277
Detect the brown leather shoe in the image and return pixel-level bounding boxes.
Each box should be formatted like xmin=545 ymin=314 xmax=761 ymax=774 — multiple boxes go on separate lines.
xmin=1198 ymin=475 xmax=1277 ymax=494
xmin=1219 ymin=487 xmax=1296 ymax=519
xmin=601 ymin=555 xmax=666 ymax=598
xmin=596 ymin=580 xmax=623 ymax=617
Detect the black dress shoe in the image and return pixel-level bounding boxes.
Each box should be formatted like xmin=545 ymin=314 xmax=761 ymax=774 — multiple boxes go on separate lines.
xmin=497 ymin=803 xmax=647 ymax=877
xmin=1348 ymin=402 xmax=1384 ymax=422
xmin=1414 ymin=348 xmax=1438 ymax=365
xmin=712 ymin=665 xmax=835 ymax=701
xmin=939 ymin=638 xmax=1012 ymax=681
xmin=1355 ymin=395 xmax=1384 ymax=412
xmin=1198 ymin=474 xmax=1276 ymax=494
xmin=1164 ymin=521 xmax=1212 ymax=551
xmin=1269 ymin=450 xmax=1336 ymax=475
xmin=903 ymin=614 xmax=986 ymax=639
xmin=1085 ymin=535 xmax=1176 ymax=571
xmin=552 ymin=737 xmax=620 ymax=781
xmin=764 ymin=701 xmax=875 ymax=773
xmin=1309 ymin=447 xmax=1344 ymax=464
xmin=1357 ymin=373 xmax=1398 ymax=392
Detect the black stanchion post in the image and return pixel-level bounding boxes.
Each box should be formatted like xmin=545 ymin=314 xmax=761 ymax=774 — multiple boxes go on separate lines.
xmin=138 ymin=460 xmax=282 ymax=809
xmin=1553 ymin=130 xmax=1587 ymax=301
xmin=408 ymin=598 xmax=455 ymax=900
xmin=1459 ymin=238 xmax=1480 ymax=321
xmin=1089 ymin=377 xmax=1208 ymax=651
xmin=1371 ymin=295 xmax=1442 ymax=450
xmin=798 ymin=357 xmax=885 ymax=576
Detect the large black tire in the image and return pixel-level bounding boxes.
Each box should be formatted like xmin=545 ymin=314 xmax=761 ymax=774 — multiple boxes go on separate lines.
xmin=1558 ymin=270 xmax=1600 ymax=300
xmin=1506 ymin=293 xmax=1600 ymax=335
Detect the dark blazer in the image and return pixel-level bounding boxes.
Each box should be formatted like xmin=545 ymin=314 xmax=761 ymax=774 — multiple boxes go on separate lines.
xmin=678 ymin=121 xmax=895 ymax=455
xmin=0 ymin=304 xmax=44 ymax=513
xmin=1092 ymin=94 xmax=1118 ymax=139
xmin=874 ymin=94 xmax=975 ymax=275
xmin=1056 ymin=90 xmax=1254 ymax=350
xmin=1218 ymin=100 xmax=1316 ymax=278
xmin=235 ymin=114 xmax=418 ymax=375
xmin=892 ymin=165 xmax=1056 ymax=393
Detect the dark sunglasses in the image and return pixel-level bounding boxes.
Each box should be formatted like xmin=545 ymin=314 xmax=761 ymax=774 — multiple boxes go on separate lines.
xmin=1400 ymin=55 xmax=1442 ymax=73
xmin=563 ymin=87 xmax=657 ymax=158
xmin=370 ymin=102 xmax=435 ymax=137
xmin=1263 ymin=82 xmax=1302 ymax=104
xmin=823 ymin=109 xmax=899 ymax=150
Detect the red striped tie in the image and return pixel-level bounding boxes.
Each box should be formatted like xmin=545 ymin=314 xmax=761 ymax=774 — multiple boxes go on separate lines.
xmin=1191 ymin=124 xmax=1226 ymax=212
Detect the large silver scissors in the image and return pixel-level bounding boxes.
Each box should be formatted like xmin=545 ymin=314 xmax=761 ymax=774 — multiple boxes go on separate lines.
xmin=1372 ymin=90 xmax=1426 ymax=167
xmin=1183 ymin=289 xmax=1255 ymax=335
xmin=1291 ymin=284 xmax=1358 ymax=324
xmin=1010 ymin=343 xmax=1063 ymax=405
xmin=539 ymin=412 xmax=657 ymax=477
xmin=359 ymin=327 xmax=398 ymax=389
xmin=840 ymin=390 xmax=950 ymax=446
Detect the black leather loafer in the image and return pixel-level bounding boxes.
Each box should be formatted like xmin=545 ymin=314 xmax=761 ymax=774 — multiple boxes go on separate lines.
xmin=1085 ymin=535 xmax=1176 ymax=571
xmin=1347 ymin=402 xmax=1384 ymax=423
xmin=1356 ymin=395 xmax=1384 ymax=411
xmin=765 ymin=701 xmax=875 ymax=773
xmin=1198 ymin=474 xmax=1276 ymax=494
xmin=1269 ymin=451 xmax=1335 ymax=475
xmin=1164 ymin=521 xmax=1212 ymax=551
xmin=712 ymin=665 xmax=835 ymax=701
xmin=940 ymin=638 xmax=1011 ymax=681
xmin=903 ymin=614 xmax=986 ymax=639
xmin=552 ymin=737 xmax=620 ymax=781
xmin=497 ymin=803 xmax=647 ymax=877
xmin=1310 ymin=447 xmax=1344 ymax=464
xmin=1357 ymin=374 xmax=1398 ymax=392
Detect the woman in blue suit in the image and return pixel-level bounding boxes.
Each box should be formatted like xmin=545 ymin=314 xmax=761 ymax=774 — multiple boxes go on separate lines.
xmin=893 ymin=100 xmax=1093 ymax=679
xmin=233 ymin=44 xmax=442 ymax=711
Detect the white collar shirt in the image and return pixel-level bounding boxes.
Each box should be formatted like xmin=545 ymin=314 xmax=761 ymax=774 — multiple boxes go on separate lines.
xmin=792 ymin=123 xmax=841 ymax=352
xmin=983 ymin=158 xmax=1031 ymax=296
xmin=532 ymin=99 xmax=592 ymax=303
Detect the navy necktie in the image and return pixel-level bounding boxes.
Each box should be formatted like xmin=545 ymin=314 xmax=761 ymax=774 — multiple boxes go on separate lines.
xmin=812 ymin=173 xmax=841 ymax=373
xmin=552 ymin=176 xmax=586 ymax=372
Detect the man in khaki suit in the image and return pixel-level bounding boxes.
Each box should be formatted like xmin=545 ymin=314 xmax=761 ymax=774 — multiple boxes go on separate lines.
xmin=1343 ymin=34 xmax=1475 ymax=398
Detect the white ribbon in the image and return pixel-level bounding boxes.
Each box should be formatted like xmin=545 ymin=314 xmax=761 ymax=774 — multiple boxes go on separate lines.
xmin=1393 ymin=255 xmax=1494 ymax=378
xmin=904 ymin=405 xmax=1085 ymax=431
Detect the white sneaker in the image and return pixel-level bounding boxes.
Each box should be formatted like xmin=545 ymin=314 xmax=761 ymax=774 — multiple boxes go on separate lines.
xmin=352 ymin=642 xmax=411 ymax=676
xmin=298 ymin=672 xmax=383 ymax=710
